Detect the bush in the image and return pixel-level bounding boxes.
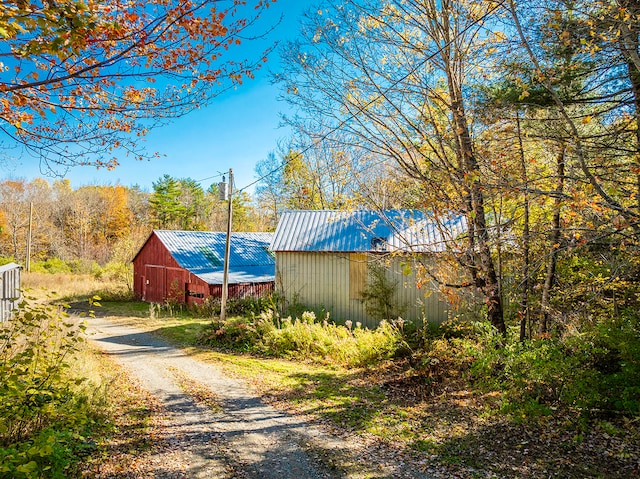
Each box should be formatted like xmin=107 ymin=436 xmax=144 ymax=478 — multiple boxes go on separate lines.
xmin=360 ymin=262 xmax=407 ymax=321
xmin=469 ymin=315 xmax=640 ymax=417
xmin=199 ymin=316 xmax=260 ymax=351
xmin=199 ymin=310 xmax=410 ymax=368
xmin=0 ymin=256 xmax=16 ymax=266
xmin=30 ymin=258 xmax=72 ymax=274
xmin=30 ymin=258 xmax=103 ymax=275
xmin=92 ymin=260 xmax=133 ymax=287
xmin=195 ymin=294 xmax=279 ymax=319
xmin=0 ymin=299 xmax=103 ymax=478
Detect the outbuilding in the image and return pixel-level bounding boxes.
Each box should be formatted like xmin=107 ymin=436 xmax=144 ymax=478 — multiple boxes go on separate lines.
xmin=270 ymin=210 xmax=466 ymax=327
xmin=133 ymin=230 xmax=275 ymax=304
xmin=0 ymin=262 xmax=21 ymax=322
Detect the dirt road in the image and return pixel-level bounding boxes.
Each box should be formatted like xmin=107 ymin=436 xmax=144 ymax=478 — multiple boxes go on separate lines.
xmin=86 ymin=316 xmax=433 ymax=479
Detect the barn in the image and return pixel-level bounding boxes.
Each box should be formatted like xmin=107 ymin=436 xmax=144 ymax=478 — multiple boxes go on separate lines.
xmin=270 ymin=210 xmax=466 ymax=328
xmin=133 ymin=230 xmax=275 ymax=304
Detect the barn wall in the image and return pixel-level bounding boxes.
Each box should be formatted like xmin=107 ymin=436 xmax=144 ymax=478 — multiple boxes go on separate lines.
xmin=382 ymin=255 xmax=450 ymax=324
xmin=275 ymin=252 xmax=449 ymax=328
xmin=209 ymin=282 xmax=274 ymax=300
xmin=133 ymin=233 xmax=182 ymax=303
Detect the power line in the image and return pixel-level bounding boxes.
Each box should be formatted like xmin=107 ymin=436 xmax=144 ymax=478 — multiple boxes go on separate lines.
xmin=237 ymin=0 xmax=506 ymax=194
xmin=194 ymin=172 xmax=226 ymax=185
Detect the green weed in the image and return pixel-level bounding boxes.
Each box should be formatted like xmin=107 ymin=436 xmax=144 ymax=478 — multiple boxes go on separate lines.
xmin=199 ymin=310 xmax=410 ymax=368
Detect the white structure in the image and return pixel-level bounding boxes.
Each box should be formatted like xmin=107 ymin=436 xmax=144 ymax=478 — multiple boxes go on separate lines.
xmin=0 ymin=263 xmax=22 ymax=322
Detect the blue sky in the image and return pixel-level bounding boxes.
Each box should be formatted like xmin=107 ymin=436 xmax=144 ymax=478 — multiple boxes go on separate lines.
xmin=1 ymin=1 xmax=310 ymax=194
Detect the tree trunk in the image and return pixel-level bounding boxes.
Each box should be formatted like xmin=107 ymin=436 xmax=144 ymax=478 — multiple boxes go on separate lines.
xmin=516 ymin=112 xmax=531 ymax=342
xmin=619 ymin=0 xmax=640 ymax=209
xmin=440 ymin=1 xmax=505 ymax=335
xmin=449 ymin=91 xmax=506 ymax=335
xmin=539 ymin=142 xmax=566 ymax=335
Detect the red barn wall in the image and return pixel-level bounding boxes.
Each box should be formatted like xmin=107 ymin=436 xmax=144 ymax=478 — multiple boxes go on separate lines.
xmin=133 ymin=232 xmax=273 ymax=304
xmin=209 ymin=282 xmax=274 ymax=299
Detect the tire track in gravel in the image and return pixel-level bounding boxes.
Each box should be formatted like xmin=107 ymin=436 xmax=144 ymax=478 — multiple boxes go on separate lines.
xmin=86 ymin=316 xmax=435 ymax=479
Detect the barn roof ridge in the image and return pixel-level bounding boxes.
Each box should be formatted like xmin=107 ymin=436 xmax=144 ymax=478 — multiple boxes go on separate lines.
xmin=270 ymin=209 xmax=466 ymax=253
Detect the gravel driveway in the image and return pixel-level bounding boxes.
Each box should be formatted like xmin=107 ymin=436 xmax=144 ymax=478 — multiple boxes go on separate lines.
xmin=86 ymin=316 xmax=434 ymax=479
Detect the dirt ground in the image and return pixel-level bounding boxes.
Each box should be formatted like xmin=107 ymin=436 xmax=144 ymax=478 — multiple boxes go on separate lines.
xmin=84 ymin=316 xmax=437 ymax=479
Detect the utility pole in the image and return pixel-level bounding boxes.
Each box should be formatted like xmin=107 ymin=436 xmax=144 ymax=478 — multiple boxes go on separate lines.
xmin=220 ymin=169 xmax=233 ymax=321
xmin=26 ymin=202 xmax=33 ymax=272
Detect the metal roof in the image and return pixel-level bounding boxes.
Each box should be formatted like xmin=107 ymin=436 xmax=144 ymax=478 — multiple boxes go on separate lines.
xmin=0 ymin=262 xmax=22 ymax=274
xmin=153 ymin=230 xmax=275 ymax=284
xmin=270 ymin=210 xmax=467 ymax=253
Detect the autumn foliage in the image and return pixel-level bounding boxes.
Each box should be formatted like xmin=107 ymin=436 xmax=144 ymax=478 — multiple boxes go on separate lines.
xmin=0 ymin=0 xmax=274 ymax=169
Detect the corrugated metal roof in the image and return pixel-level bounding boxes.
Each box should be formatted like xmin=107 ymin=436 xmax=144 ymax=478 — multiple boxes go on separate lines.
xmin=270 ymin=210 xmax=467 ymax=253
xmin=0 ymin=262 xmax=22 ymax=274
xmin=154 ymin=230 xmax=275 ymax=284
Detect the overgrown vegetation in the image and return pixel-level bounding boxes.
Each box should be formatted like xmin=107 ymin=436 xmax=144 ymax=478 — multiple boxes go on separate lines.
xmin=0 ymin=298 xmax=108 ymax=478
xmin=199 ymin=308 xmax=640 ymax=420
xmin=199 ymin=310 xmax=411 ymax=368
xmin=8 ymin=271 xmax=636 ymax=478
xmin=418 ymin=318 xmax=640 ymax=419
xmin=192 ymin=310 xmax=640 ymax=478
xmin=360 ymin=262 xmax=407 ymax=321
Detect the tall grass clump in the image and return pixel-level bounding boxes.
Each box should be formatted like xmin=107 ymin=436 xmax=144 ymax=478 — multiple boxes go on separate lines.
xmin=0 ymin=298 xmax=107 ymax=478
xmin=199 ymin=310 xmax=410 ymax=367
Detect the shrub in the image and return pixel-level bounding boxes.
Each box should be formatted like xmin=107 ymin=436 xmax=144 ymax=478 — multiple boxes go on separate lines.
xmin=0 ymin=256 xmax=15 ymax=266
xmin=197 ymin=293 xmax=279 ymax=319
xmin=198 ymin=316 xmax=260 ymax=351
xmin=469 ymin=315 xmax=640 ymax=417
xmin=30 ymin=258 xmax=72 ymax=274
xmin=93 ymin=260 xmax=133 ymax=290
xmin=0 ymin=298 xmax=103 ymax=478
xmin=360 ymin=262 xmax=407 ymax=321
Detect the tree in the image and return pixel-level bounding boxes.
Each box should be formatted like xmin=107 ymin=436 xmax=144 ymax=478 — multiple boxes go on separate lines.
xmin=506 ymin=0 xmax=640 ymax=228
xmin=0 ymin=179 xmax=30 ymax=260
xmin=176 ymin=178 xmax=209 ymax=230
xmin=254 ymin=152 xmax=287 ymax=230
xmin=93 ymin=185 xmax=132 ymax=248
xmin=127 ymin=184 xmax=151 ymax=236
xmin=484 ymin=0 xmax=640 ymax=335
xmin=278 ymin=0 xmax=507 ymax=333
xmin=254 ymin=131 xmax=419 ymax=230
xmin=0 ymin=0 xmax=276 ymax=170
xmin=149 ymin=175 xmax=186 ymax=229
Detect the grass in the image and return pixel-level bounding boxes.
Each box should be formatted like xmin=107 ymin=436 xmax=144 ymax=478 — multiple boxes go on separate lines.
xmin=22 ymin=272 xmax=128 ymax=301
xmin=78 ymin=350 xmax=169 ymax=479
xmin=19 ymin=272 xmax=640 ymax=479
xmin=168 ymin=366 xmax=222 ymax=412
xmin=133 ymin=319 xmax=640 ymax=478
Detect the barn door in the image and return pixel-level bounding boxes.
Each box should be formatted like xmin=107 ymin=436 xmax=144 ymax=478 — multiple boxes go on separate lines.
xmin=144 ymin=265 xmax=165 ymax=303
